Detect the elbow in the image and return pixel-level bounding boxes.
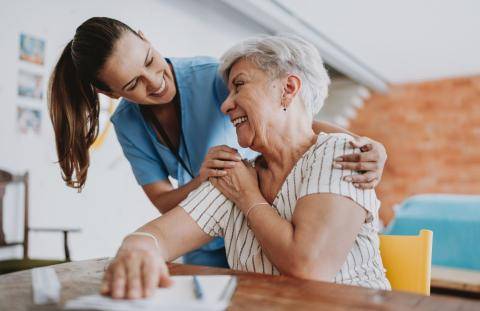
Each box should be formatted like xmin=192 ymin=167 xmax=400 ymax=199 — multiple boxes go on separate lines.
xmin=281 ymin=252 xmax=330 ymax=281
xmin=280 ymin=252 xmax=319 ymax=280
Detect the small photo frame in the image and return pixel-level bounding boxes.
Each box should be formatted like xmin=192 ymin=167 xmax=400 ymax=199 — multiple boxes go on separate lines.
xmin=17 ymin=70 xmax=43 ymax=99
xmin=19 ymin=33 xmax=45 ymax=65
xmin=17 ymin=106 xmax=42 ymax=135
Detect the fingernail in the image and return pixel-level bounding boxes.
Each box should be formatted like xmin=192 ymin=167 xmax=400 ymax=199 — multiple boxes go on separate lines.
xmin=335 ymin=157 xmax=343 ymax=161
xmin=235 ymin=156 xmax=242 ymax=161
xmin=100 ymin=283 xmax=108 ymax=293
xmin=344 ymin=176 xmax=352 ymax=182
xmin=333 ymin=163 xmax=342 ymax=169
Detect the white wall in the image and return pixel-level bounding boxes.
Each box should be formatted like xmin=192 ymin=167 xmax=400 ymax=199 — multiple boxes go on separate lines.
xmin=0 ymin=0 xmax=267 ymax=260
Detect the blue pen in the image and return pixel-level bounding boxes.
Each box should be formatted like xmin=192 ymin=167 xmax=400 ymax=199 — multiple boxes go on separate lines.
xmin=193 ymin=276 xmax=204 ymax=300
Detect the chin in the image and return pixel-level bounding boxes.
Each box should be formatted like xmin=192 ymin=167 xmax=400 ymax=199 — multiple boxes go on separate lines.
xmin=237 ymin=134 xmax=254 ymax=149
xmin=164 ymin=87 xmax=176 ymax=102
xmin=236 ymin=124 xmax=255 ymax=149
xmin=149 ymin=89 xmax=176 ymax=105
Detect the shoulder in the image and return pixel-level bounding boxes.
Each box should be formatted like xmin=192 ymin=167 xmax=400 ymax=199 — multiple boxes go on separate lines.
xmin=109 ymin=98 xmax=149 ymax=145
xmin=110 ymin=98 xmax=145 ymax=134
xmin=299 ymin=133 xmax=380 ymax=223
xmin=307 ymin=132 xmax=355 ymax=161
xmin=169 ymin=56 xmax=228 ymax=103
xmin=299 ymin=132 xmax=357 ymax=185
xmin=168 ymin=56 xmax=220 ymax=73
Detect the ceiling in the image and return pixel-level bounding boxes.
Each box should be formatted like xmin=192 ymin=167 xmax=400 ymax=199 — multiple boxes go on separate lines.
xmin=275 ymin=0 xmax=480 ymax=84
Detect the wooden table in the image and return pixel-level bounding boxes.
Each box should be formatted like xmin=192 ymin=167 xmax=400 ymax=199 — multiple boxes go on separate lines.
xmin=1 ymin=258 xmax=479 ymax=310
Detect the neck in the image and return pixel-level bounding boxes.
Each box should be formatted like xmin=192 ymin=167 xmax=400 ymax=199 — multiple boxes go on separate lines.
xmin=257 ymin=118 xmax=316 ymax=180
xmin=152 ymin=94 xmax=178 ymax=117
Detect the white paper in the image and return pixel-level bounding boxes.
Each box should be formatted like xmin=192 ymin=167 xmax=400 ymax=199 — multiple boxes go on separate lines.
xmin=31 ymin=267 xmax=61 ymax=304
xmin=64 ymin=275 xmax=237 ymax=311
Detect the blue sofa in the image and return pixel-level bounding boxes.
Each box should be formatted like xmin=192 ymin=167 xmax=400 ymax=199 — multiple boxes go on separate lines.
xmin=384 ymin=194 xmax=480 ymax=271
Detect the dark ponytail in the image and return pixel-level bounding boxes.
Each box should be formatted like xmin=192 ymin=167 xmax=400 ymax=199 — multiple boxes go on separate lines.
xmin=48 ymin=17 xmax=138 ymax=190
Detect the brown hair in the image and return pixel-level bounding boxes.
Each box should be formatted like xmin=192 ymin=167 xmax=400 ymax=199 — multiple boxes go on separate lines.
xmin=48 ymin=17 xmax=138 ymax=190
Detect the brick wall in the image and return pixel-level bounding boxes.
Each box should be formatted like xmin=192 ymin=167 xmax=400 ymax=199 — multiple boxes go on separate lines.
xmin=348 ymin=76 xmax=480 ymax=225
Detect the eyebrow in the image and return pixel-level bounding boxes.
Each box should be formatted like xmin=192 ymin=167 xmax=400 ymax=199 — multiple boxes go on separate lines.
xmin=121 ymin=47 xmax=151 ymax=90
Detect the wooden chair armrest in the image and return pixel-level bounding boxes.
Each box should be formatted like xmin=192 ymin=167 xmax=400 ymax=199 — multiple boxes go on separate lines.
xmin=29 ymin=227 xmax=82 ymax=233
xmin=28 ymin=227 xmax=81 ymax=262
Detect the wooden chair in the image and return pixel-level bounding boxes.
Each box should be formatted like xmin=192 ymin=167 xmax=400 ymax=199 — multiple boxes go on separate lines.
xmin=0 ymin=169 xmax=81 ymax=274
xmin=379 ymin=229 xmax=433 ymax=295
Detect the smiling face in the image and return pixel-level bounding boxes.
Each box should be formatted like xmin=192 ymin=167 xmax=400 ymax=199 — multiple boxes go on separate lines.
xmin=98 ymin=31 xmax=176 ymax=105
xmin=221 ymin=58 xmax=285 ymax=150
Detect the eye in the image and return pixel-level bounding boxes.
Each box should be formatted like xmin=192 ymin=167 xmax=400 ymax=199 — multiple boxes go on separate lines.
xmin=146 ymin=57 xmax=154 ymax=67
xmin=127 ymin=79 xmax=138 ymax=91
xmin=233 ymin=80 xmax=244 ymax=93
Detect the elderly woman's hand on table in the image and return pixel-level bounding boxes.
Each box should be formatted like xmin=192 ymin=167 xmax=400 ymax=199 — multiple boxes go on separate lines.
xmin=101 ymin=235 xmax=173 ymax=299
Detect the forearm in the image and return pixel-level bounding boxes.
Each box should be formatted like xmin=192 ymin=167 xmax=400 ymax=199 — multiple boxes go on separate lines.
xmin=312 ymin=121 xmax=358 ymax=138
xmin=243 ymin=202 xmax=306 ymax=276
xmin=122 ymin=206 xmax=212 ymax=262
xmin=150 ymin=177 xmax=203 ymax=214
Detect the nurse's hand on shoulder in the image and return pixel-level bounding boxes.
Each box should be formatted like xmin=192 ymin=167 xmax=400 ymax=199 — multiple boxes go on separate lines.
xmin=101 ymin=236 xmax=173 ymax=299
xmin=198 ymin=145 xmax=242 ymax=182
xmin=332 ymin=136 xmax=387 ymax=189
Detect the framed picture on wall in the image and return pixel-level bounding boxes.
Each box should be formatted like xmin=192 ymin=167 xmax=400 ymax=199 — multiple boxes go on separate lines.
xmin=17 ymin=70 xmax=43 ymax=99
xmin=17 ymin=106 xmax=41 ymax=135
xmin=19 ymin=33 xmax=45 ymax=66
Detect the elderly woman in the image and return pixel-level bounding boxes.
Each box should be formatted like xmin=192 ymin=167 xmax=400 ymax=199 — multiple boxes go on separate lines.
xmin=102 ymin=35 xmax=391 ymax=299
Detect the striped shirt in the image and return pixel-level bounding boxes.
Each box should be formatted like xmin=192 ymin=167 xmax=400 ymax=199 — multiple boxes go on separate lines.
xmin=179 ymin=133 xmax=391 ymax=290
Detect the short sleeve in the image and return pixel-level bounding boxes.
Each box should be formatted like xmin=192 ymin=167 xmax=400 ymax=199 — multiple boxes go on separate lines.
xmin=299 ymin=134 xmax=380 ymax=223
xmin=179 ymin=181 xmax=233 ymax=237
xmin=113 ymin=121 xmax=168 ymax=185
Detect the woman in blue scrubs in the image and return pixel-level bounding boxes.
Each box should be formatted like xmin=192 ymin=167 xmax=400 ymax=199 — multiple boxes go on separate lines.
xmin=48 ymin=17 xmax=387 ymax=268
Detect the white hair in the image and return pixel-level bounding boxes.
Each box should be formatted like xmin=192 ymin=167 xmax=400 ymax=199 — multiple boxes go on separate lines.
xmin=219 ymin=34 xmax=330 ymax=118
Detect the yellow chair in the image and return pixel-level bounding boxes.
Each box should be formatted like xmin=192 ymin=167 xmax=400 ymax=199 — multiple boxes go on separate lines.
xmin=379 ymin=229 xmax=433 ymax=295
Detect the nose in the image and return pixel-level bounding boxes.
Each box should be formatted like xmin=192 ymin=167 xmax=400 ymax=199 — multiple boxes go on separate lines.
xmin=145 ymin=69 xmax=162 ymax=93
xmin=220 ymin=92 xmax=235 ymax=115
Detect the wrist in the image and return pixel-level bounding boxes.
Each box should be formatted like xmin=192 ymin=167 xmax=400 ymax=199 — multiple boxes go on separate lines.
xmin=121 ymin=232 xmax=158 ymax=253
xmin=192 ymin=175 xmax=204 ymax=187
xmin=239 ymin=194 xmax=267 ymax=212
xmin=187 ymin=176 xmax=203 ymax=192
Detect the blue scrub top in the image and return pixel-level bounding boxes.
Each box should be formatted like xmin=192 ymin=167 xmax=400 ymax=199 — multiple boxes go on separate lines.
xmin=111 ymin=56 xmax=255 ymax=251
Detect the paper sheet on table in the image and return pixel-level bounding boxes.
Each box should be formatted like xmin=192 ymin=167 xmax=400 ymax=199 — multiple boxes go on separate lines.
xmin=64 ymin=275 xmax=237 ymax=311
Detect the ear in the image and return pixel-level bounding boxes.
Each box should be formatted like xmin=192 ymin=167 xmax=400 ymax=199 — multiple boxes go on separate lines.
xmin=95 ymin=87 xmax=120 ymax=100
xmin=281 ymin=74 xmax=302 ymax=108
xmin=137 ymin=30 xmax=150 ymax=43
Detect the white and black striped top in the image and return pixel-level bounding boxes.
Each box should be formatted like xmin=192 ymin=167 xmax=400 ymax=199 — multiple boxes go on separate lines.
xmin=179 ymin=133 xmax=391 ymax=290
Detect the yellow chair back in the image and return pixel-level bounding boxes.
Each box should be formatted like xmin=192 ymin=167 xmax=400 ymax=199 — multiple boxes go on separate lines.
xmin=379 ymin=229 xmax=433 ymax=295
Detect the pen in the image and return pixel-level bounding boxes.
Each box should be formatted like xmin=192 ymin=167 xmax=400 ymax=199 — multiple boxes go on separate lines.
xmin=193 ymin=276 xmax=204 ymax=300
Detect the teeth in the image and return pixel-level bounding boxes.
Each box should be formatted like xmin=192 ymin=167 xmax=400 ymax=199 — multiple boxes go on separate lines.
xmin=232 ymin=116 xmax=248 ymax=127
xmin=151 ymin=76 xmax=166 ymax=95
